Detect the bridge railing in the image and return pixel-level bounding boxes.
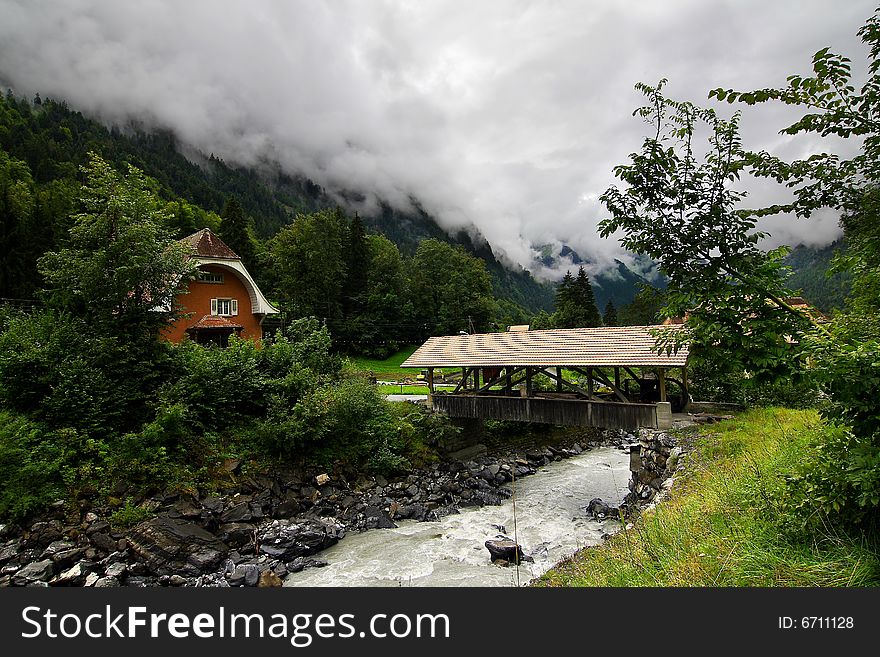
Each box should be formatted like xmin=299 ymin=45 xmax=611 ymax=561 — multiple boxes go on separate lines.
xmin=431 ymin=394 xmax=659 ymax=430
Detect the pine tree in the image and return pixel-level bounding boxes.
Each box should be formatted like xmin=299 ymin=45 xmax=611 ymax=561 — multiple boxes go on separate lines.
xmin=343 ymin=212 xmax=369 ymax=314
xmin=603 ymin=299 xmax=618 ymax=326
xmin=219 ymin=196 xmax=256 ymax=268
xmin=552 ymin=271 xmax=577 ymax=327
xmin=574 ymin=266 xmax=602 ymax=327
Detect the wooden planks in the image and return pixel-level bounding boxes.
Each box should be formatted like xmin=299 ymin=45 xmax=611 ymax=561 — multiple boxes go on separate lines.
xmin=432 ymin=394 xmax=659 ymax=430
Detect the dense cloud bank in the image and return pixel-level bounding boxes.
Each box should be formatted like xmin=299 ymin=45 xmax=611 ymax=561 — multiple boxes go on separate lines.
xmin=0 ymin=0 xmax=870 ymax=275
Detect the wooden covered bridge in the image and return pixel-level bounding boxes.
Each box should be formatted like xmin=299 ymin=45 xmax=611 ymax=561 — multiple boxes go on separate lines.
xmin=401 ymin=325 xmax=690 ymax=430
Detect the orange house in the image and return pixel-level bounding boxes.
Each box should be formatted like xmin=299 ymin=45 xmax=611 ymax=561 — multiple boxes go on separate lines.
xmin=165 ymin=229 xmax=280 ymax=346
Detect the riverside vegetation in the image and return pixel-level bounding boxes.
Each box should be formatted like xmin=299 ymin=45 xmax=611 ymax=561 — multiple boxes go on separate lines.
xmin=2 ymin=8 xmax=880 ymax=590
xmin=538 ymin=408 xmax=880 ymax=587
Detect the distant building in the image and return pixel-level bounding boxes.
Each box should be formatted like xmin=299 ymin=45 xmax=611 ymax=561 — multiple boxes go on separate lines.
xmin=165 ymin=229 xmax=279 ymax=346
xmin=660 ymin=296 xmax=826 ymax=328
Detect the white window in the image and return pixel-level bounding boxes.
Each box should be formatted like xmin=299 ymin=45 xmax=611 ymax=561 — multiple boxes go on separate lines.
xmin=197 ymin=271 xmax=224 ymax=284
xmin=211 ymin=298 xmax=238 ymax=316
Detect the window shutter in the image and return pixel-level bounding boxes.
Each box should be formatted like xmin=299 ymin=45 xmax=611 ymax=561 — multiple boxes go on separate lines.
xmin=231 ymin=299 xmax=239 ymax=316
xmin=210 ymin=298 xmax=218 ymax=315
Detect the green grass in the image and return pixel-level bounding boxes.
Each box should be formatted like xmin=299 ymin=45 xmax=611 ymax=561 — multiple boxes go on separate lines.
xmin=535 ymin=408 xmax=880 ymax=587
xmin=347 ymin=346 xmax=419 ymax=380
xmin=378 ymin=384 xmax=431 ymax=395
xmin=347 ymin=346 xmax=459 ymax=382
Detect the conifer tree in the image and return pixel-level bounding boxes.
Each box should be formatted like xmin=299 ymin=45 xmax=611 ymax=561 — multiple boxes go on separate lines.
xmin=219 ymin=196 xmax=256 ymax=268
xmin=603 ymin=299 xmax=618 ymax=327
xmin=574 ymin=266 xmax=602 ymax=327
xmin=343 ymin=212 xmax=369 ymax=315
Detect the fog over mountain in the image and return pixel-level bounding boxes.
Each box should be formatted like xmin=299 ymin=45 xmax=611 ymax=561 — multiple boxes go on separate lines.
xmin=0 ymin=0 xmax=871 ymax=278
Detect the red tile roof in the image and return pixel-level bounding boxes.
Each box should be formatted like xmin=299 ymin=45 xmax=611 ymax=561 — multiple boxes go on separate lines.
xmin=186 ymin=315 xmax=244 ymax=331
xmin=180 ymin=229 xmax=239 ymax=259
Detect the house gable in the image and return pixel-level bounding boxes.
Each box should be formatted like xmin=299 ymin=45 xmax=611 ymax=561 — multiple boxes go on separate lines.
xmin=164 ymin=229 xmax=279 ymax=344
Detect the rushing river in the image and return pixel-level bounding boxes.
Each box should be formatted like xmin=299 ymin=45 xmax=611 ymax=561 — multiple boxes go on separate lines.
xmin=285 ymin=446 xmax=630 ymax=587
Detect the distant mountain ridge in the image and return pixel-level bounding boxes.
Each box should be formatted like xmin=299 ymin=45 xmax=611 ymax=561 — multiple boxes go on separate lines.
xmin=0 ymin=92 xmax=554 ymax=313
xmin=534 ymin=243 xmax=659 ymax=311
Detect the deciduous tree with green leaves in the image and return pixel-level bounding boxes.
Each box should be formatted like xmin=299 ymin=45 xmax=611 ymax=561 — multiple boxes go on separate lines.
xmin=38 ymin=153 xmax=193 ymax=340
xmin=709 ymin=10 xmax=880 ymax=522
xmin=599 ymin=80 xmax=813 ymax=382
xmin=601 ymin=8 xmax=880 ymax=525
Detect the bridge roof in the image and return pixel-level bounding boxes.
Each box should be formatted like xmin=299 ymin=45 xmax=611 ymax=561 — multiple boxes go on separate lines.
xmin=401 ymin=325 xmax=689 ymax=369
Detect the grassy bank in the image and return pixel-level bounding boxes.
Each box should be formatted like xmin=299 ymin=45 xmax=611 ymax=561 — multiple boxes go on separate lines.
xmin=536 ymin=408 xmax=880 ymax=587
xmin=348 ymin=346 xmax=419 ymax=380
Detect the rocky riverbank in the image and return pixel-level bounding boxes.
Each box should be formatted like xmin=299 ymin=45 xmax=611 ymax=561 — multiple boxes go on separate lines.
xmin=0 ymin=430 xmax=638 ymax=587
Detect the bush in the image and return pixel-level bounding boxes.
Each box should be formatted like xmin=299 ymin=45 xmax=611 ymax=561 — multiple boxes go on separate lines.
xmin=0 ymin=309 xmax=168 ymax=434
xmin=783 ymin=422 xmax=880 ymax=528
xmin=255 ymin=377 xmax=442 ymax=477
xmin=687 ymin=349 xmax=818 ymax=409
xmin=0 ymin=412 xmax=65 ymax=522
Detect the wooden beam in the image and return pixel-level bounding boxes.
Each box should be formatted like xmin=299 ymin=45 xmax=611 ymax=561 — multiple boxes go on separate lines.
xmin=681 ymin=365 xmax=689 ymax=410
xmin=478 ymin=367 xmax=525 ymax=394
xmin=658 ymin=368 xmax=667 ymax=402
xmin=541 ymin=367 xmax=597 ymax=400
xmin=589 ymin=368 xmax=630 ymax=403
xmin=555 ymin=367 xmax=563 ymax=392
xmin=587 ymin=367 xmax=594 ymax=398
xmin=453 ymin=368 xmax=473 ymax=394
xmin=614 ymin=366 xmax=621 ymax=391
xmin=623 ymin=366 xmax=641 ymax=381
xmin=526 ymin=367 xmax=534 ymax=398
xmin=427 ymin=368 xmax=434 ymax=394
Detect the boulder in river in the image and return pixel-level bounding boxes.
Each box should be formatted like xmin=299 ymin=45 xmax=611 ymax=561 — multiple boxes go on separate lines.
xmin=586 ymin=498 xmax=618 ymax=521
xmin=127 ymin=516 xmax=228 ymax=575
xmin=484 ymin=538 xmax=531 ymax=565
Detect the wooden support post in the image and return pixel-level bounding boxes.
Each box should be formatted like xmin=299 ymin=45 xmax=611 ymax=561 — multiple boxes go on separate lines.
xmin=587 ymin=367 xmax=594 ymax=398
xmin=427 ymin=368 xmax=434 ymax=394
xmin=453 ymin=368 xmax=472 ymax=394
xmin=526 ymin=367 xmax=533 ymax=398
xmin=542 ymin=368 xmax=594 ymax=399
xmin=505 ymin=367 xmax=512 ymax=394
xmin=681 ymin=365 xmax=689 ymax=410
xmin=614 ymin=367 xmax=621 ymax=393
xmin=474 ymin=368 xmax=480 ymax=391
xmin=556 ymin=367 xmax=563 ymax=392
xmin=658 ymin=368 xmax=667 ymax=402
xmin=589 ymin=368 xmax=629 ymax=403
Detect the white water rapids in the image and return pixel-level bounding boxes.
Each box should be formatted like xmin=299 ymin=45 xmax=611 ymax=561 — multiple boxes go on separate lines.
xmin=284 ymin=446 xmax=630 ymax=587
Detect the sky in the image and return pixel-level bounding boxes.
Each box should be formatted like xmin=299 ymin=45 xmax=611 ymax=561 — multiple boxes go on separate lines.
xmin=0 ymin=0 xmax=874 ymax=278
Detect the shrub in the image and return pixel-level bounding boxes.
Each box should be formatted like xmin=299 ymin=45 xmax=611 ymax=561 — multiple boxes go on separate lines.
xmin=0 ymin=412 xmax=65 ymax=522
xmin=109 ymin=499 xmax=155 ymax=530
xmin=783 ymin=422 xmax=880 ymax=528
xmin=0 ymin=309 xmax=167 ymax=434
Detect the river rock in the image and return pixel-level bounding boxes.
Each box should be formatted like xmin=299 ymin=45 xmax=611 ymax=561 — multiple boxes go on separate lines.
xmin=286 ymin=557 xmax=329 ymax=573
xmin=218 ymin=523 xmax=256 ymax=548
xmin=127 ymin=516 xmax=228 ymax=575
xmin=228 ymin=563 xmax=260 ymax=587
xmin=586 ymin=498 xmax=617 ymax=521
xmin=484 ymin=539 xmax=529 ymax=565
xmin=257 ymin=519 xmax=342 ymax=561
xmin=258 ymin=570 xmax=283 ymax=587
xmin=50 ymin=562 xmax=88 ymax=586
xmin=362 ymin=506 xmax=397 ymax=529
xmin=89 ymin=532 xmax=118 ymax=553
xmin=13 ymin=559 xmax=54 ymax=585
xmin=220 ymin=502 xmax=253 ymax=524
xmin=93 ymin=576 xmax=120 ymax=587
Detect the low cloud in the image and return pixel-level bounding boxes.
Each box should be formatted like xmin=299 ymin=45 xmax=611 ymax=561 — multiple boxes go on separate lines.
xmin=0 ymin=0 xmax=870 ymax=275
